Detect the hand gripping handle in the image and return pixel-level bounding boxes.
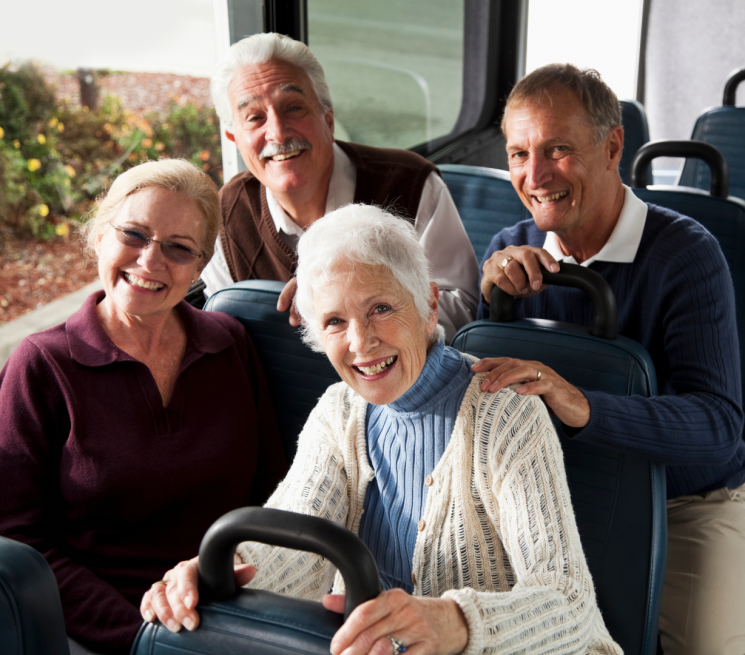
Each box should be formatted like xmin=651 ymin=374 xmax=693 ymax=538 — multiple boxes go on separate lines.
xmin=198 ymin=507 xmax=382 ymax=620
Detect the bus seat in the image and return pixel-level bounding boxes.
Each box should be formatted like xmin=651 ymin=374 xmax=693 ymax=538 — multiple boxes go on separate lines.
xmin=0 ymin=536 xmax=70 ymax=655
xmin=451 ymin=263 xmax=666 ymax=655
xmin=631 ymin=140 xmax=745 ymax=378
xmin=679 ymin=68 xmax=745 ymax=201
xmin=204 ymin=280 xmax=340 ymax=463
xmin=439 ymin=164 xmax=529 ymax=261
xmin=619 ymin=99 xmax=651 ymax=187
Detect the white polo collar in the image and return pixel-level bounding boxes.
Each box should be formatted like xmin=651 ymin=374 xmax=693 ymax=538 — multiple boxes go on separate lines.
xmin=265 ymin=142 xmax=356 ymax=239
xmin=542 ymin=185 xmax=648 ymax=266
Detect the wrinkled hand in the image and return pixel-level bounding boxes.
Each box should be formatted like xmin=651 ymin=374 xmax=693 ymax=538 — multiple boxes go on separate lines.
xmin=140 ymin=555 xmax=256 ymax=633
xmin=277 ymin=277 xmax=302 ymax=327
xmin=481 ymin=246 xmax=560 ymax=302
xmin=472 ymin=357 xmax=590 ymax=428
xmin=325 ymin=589 xmax=468 ymax=655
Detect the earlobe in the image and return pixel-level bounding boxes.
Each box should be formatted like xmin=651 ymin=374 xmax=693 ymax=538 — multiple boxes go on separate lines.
xmin=607 ymin=125 xmax=624 ymax=169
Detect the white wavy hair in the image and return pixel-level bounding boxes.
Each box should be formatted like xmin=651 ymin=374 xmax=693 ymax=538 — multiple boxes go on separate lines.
xmin=210 ymin=33 xmax=333 ymax=130
xmin=295 ymin=204 xmax=443 ymax=352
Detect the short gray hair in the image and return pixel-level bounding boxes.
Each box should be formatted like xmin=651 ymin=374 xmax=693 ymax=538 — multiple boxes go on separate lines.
xmin=502 ymin=63 xmax=622 ymax=143
xmin=295 ymin=204 xmax=442 ymax=352
xmin=211 ymin=33 xmax=333 ymax=130
xmin=80 ymin=159 xmax=220 ymax=265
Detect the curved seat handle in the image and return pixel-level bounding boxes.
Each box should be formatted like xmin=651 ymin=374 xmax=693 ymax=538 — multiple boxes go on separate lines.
xmin=490 ymin=261 xmax=617 ymax=339
xmin=630 ymin=140 xmax=729 ymax=198
xmin=198 ymin=507 xmax=382 ymax=620
xmin=723 ymin=67 xmax=745 ymax=106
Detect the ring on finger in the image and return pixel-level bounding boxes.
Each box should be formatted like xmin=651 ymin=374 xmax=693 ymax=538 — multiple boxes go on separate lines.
xmin=387 ymin=636 xmax=407 ymax=655
xmin=152 ymin=579 xmax=169 ymax=587
xmin=535 ymin=369 xmax=542 ymax=382
xmin=500 ymin=256 xmax=514 ymax=270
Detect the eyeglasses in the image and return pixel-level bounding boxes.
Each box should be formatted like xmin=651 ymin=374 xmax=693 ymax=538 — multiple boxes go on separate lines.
xmin=108 ymin=223 xmax=204 ymax=265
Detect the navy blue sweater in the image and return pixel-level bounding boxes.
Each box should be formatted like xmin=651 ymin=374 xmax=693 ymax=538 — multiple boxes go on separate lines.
xmin=477 ymin=204 xmax=745 ymax=499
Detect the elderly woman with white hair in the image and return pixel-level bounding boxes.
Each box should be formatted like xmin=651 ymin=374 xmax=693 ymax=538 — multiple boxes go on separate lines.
xmin=0 ymin=159 xmax=287 ymax=655
xmin=142 ymin=204 xmax=621 ymax=655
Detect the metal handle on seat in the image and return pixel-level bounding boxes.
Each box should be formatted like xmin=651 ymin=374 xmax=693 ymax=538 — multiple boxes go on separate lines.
xmin=490 ymin=262 xmax=617 ymax=339
xmin=630 ymin=140 xmax=730 ymax=197
xmin=198 ymin=507 xmax=382 ymax=620
xmin=723 ymin=67 xmax=745 ymax=106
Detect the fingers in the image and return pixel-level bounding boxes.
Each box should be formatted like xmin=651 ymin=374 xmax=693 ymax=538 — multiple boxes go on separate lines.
xmin=331 ymin=589 xmax=407 ymax=655
xmin=481 ymin=246 xmax=560 ymax=301
xmin=478 ymin=358 xmax=544 ymax=393
xmin=322 ymin=593 xmax=346 ymax=614
xmin=277 ymin=277 xmax=297 ymax=313
xmin=234 ymin=563 xmax=258 ymax=587
xmin=143 ymin=558 xmax=201 ymax=633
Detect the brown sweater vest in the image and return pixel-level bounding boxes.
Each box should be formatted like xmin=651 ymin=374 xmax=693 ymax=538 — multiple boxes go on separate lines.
xmin=218 ymin=141 xmax=438 ymax=283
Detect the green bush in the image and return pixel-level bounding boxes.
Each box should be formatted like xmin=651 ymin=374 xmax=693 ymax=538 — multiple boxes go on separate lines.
xmin=0 ymin=63 xmax=222 ymax=239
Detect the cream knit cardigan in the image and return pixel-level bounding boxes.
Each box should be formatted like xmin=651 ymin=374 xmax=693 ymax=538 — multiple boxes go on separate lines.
xmin=236 ymin=373 xmax=622 ymax=655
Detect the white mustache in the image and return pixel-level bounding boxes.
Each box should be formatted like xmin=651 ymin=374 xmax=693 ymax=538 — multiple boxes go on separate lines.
xmin=259 ymin=139 xmax=312 ymax=159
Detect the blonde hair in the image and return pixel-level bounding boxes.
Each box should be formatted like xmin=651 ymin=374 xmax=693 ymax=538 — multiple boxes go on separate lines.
xmin=80 ymin=159 xmax=220 ymax=264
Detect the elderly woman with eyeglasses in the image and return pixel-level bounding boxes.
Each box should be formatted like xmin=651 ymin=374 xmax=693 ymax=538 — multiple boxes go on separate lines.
xmin=142 ymin=205 xmax=621 ymax=655
xmin=0 ymin=160 xmax=287 ymax=655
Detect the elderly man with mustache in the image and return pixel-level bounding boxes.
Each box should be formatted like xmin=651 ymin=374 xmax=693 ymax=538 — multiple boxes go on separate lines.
xmin=199 ymin=33 xmax=479 ymax=340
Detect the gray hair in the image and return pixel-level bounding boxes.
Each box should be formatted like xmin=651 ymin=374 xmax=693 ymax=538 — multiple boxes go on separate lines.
xmin=210 ymin=33 xmax=333 ymax=130
xmin=295 ymin=204 xmax=443 ymax=352
xmin=80 ymin=159 xmax=220 ymax=265
xmin=502 ymin=63 xmax=622 ymax=143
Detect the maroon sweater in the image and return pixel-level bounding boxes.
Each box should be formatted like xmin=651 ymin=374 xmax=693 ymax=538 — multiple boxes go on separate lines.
xmin=0 ymin=292 xmax=287 ymax=654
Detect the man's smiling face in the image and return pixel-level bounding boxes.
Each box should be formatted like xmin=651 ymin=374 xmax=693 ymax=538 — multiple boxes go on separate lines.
xmin=504 ymin=88 xmax=621 ymax=240
xmin=226 ymin=59 xmax=335 ymax=197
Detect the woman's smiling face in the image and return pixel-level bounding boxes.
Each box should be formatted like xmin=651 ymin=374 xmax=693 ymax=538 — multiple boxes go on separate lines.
xmin=314 ymin=260 xmax=439 ymax=406
xmin=95 ymin=187 xmax=205 ymax=321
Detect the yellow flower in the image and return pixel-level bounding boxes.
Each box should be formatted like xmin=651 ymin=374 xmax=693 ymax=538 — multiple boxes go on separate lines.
xmin=141 ymin=138 xmax=153 ymax=148
xmin=38 ymin=204 xmax=49 ymax=217
xmin=28 ymin=159 xmax=42 ymax=172
xmin=58 ymin=122 xmax=65 ymax=132
xmin=48 ymin=117 xmax=59 ymax=128
xmin=13 ymin=140 xmax=20 ymax=148
xmin=64 ymin=164 xmax=76 ymax=178
xmin=37 ymin=134 xmax=46 ymax=144
xmin=55 ymin=223 xmax=70 ymax=237
xmin=0 ymin=126 xmax=4 ymax=139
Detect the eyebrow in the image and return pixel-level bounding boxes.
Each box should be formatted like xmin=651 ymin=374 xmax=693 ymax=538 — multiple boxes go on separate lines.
xmin=236 ymin=83 xmax=306 ymax=112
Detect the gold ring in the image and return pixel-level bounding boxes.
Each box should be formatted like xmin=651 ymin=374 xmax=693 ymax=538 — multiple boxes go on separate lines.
xmin=536 ymin=369 xmax=542 ymax=382
xmin=500 ymin=256 xmax=514 ymax=269
xmin=152 ymin=579 xmax=169 ymax=587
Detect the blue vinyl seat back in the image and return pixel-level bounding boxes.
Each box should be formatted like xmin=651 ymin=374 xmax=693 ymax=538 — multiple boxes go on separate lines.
xmin=679 ymin=107 xmax=745 ymax=201
xmin=204 ymin=280 xmax=340 ymax=462
xmin=633 ymin=188 xmax=745 ymax=378
xmin=439 ymin=164 xmax=529 ymax=262
xmin=0 ymin=536 xmax=70 ymax=655
xmin=452 ymin=320 xmax=666 ymax=655
xmin=620 ymin=100 xmax=651 ymax=186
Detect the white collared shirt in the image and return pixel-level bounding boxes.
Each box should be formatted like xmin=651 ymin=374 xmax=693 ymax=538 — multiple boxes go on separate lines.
xmin=542 ymin=186 xmax=648 ymax=265
xmin=201 ymin=143 xmax=479 ymax=339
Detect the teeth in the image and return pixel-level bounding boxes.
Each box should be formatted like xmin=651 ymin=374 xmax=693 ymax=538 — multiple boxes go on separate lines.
xmin=124 ymin=272 xmax=164 ymax=291
xmin=357 ymin=356 xmax=396 ymax=376
xmin=535 ymin=191 xmax=568 ymax=203
xmin=270 ymin=151 xmax=301 ymax=161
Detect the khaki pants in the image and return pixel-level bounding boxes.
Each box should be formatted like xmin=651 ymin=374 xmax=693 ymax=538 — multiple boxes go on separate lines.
xmin=659 ymin=482 xmax=745 ymax=655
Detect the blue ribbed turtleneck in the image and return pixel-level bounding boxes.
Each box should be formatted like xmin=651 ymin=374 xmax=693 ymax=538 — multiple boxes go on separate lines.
xmin=357 ymin=338 xmax=475 ymax=592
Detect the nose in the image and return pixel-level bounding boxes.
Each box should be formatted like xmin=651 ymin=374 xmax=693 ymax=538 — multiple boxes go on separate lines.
xmin=136 ymin=241 xmax=167 ymax=271
xmin=526 ymin=152 xmax=552 ymax=189
xmin=264 ymin=107 xmax=290 ymax=143
xmin=347 ymin=319 xmax=378 ymax=355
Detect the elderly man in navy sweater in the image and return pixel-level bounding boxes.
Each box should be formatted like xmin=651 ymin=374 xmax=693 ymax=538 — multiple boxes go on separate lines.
xmin=475 ymin=64 xmax=745 ymax=655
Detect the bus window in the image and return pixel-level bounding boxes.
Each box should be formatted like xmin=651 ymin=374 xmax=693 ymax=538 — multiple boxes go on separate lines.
xmin=307 ymin=0 xmax=464 ymax=151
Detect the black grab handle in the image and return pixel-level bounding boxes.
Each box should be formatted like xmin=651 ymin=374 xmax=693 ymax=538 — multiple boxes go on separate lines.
xmin=490 ymin=262 xmax=617 ymax=339
xmin=198 ymin=507 xmax=382 ymax=620
xmin=630 ymin=140 xmax=730 ymax=197
xmin=723 ymin=67 xmax=745 ymax=106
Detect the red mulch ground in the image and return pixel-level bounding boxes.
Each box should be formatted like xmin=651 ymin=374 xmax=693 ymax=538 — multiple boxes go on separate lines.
xmin=0 ymin=71 xmax=211 ymax=326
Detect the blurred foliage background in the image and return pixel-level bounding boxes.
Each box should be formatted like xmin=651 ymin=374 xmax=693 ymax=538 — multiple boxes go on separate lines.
xmin=0 ymin=62 xmax=222 ymax=240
